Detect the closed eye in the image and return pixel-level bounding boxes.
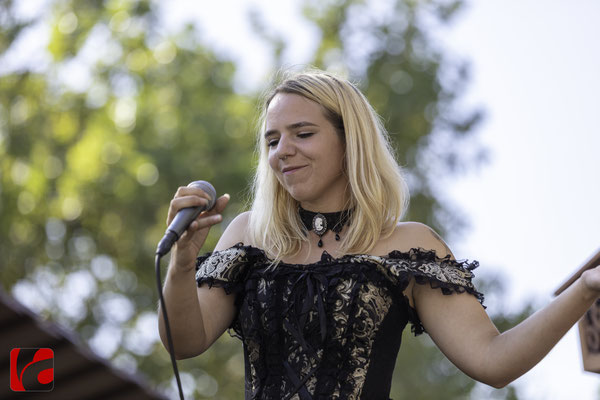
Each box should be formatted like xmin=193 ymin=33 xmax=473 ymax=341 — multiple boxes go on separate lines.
xmin=266 ymin=131 xmax=313 ymax=148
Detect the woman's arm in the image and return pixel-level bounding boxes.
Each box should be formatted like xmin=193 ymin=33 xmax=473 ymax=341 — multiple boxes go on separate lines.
xmin=157 ymin=186 xmax=247 ymax=359
xmin=405 ymin=223 xmax=600 ymax=388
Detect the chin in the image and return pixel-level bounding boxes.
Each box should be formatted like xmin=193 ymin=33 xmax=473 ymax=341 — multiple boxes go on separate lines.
xmin=282 ymin=182 xmax=326 ymax=205
xmin=286 ymin=189 xmax=312 ymax=204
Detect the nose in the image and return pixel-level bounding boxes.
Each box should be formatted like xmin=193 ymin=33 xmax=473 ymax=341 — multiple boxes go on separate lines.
xmin=274 ymin=134 xmax=295 ymax=160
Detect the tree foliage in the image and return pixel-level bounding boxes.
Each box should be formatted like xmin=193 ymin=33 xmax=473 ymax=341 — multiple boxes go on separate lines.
xmin=0 ymin=0 xmax=527 ymax=398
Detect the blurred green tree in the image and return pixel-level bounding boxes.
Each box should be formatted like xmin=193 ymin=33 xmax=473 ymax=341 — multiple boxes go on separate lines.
xmin=0 ymin=0 xmax=529 ymax=398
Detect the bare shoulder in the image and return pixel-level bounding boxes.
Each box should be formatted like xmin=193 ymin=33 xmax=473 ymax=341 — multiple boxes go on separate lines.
xmin=382 ymin=221 xmax=454 ymax=259
xmin=214 ymin=211 xmax=252 ymax=251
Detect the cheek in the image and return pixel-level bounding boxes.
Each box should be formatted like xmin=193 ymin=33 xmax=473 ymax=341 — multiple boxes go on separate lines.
xmin=267 ymin=151 xmax=278 ymax=172
xmin=331 ymin=143 xmax=346 ymax=171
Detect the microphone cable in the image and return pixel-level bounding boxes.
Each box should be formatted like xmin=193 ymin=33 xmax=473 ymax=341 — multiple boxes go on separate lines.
xmin=156 ymin=253 xmax=185 ymax=400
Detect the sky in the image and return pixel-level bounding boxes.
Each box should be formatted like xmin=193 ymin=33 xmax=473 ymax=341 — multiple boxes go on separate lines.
xmin=438 ymin=2 xmax=600 ymax=399
xmin=5 ymin=0 xmax=600 ymax=398
xmin=160 ymin=1 xmax=600 ymax=398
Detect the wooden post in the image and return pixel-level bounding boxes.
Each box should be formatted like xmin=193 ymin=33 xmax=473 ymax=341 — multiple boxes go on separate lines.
xmin=554 ymin=248 xmax=600 ymax=373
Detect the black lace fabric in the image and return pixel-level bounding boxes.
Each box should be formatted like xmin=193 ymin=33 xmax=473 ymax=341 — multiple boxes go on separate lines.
xmin=195 ymin=244 xmax=484 ymax=400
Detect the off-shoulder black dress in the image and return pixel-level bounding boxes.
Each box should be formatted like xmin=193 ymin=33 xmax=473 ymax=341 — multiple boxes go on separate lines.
xmin=195 ymin=244 xmax=484 ymax=400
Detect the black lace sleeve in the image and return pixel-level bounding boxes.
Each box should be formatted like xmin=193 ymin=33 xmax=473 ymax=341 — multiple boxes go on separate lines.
xmin=195 ymin=243 xmax=250 ymax=295
xmin=384 ymin=248 xmax=485 ymax=335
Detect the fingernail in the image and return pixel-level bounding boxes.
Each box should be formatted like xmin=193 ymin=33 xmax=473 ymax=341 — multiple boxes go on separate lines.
xmin=224 ymin=193 xmax=230 ymax=200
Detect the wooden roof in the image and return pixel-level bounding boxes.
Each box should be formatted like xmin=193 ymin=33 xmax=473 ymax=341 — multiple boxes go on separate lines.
xmin=0 ymin=288 xmax=167 ymax=400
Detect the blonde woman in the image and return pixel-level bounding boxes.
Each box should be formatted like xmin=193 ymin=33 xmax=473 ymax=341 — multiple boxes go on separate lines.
xmin=159 ymin=69 xmax=600 ymax=399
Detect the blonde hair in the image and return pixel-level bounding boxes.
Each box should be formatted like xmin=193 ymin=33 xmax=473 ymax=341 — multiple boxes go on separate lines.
xmin=248 ymin=68 xmax=409 ymax=261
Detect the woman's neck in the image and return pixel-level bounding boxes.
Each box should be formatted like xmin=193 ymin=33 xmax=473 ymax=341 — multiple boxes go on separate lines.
xmin=299 ymin=199 xmax=349 ymax=213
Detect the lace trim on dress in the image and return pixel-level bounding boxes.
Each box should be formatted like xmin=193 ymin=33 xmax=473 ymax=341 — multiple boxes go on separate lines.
xmin=195 ymin=244 xmax=485 ymax=336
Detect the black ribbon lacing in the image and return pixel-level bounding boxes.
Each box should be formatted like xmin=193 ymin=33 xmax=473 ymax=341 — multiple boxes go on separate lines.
xmin=281 ymin=270 xmax=330 ymax=400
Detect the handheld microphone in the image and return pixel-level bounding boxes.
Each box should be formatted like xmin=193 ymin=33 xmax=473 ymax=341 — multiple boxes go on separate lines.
xmin=156 ymin=180 xmax=216 ymax=256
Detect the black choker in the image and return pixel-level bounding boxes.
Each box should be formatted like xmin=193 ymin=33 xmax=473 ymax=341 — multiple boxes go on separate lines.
xmin=298 ymin=206 xmax=352 ymax=247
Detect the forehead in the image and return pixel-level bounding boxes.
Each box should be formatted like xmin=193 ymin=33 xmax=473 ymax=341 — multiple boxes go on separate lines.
xmin=265 ymin=93 xmax=325 ymax=127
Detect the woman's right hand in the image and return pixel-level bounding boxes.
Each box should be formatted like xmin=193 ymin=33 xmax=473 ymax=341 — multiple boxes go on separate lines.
xmin=166 ymin=185 xmax=230 ymax=271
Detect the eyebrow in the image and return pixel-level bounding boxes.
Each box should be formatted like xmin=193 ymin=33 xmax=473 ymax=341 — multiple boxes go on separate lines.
xmin=264 ymin=121 xmax=319 ymax=139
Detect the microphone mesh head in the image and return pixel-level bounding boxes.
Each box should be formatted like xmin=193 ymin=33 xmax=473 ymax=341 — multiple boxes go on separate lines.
xmin=188 ymin=181 xmax=217 ymax=210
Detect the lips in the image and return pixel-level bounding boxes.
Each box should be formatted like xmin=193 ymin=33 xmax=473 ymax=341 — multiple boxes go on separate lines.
xmin=282 ymin=165 xmax=306 ymax=174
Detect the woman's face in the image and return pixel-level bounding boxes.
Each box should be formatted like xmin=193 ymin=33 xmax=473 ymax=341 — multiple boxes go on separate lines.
xmin=265 ymin=93 xmax=347 ymax=211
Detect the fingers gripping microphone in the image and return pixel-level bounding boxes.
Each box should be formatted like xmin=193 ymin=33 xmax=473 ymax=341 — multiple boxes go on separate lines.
xmin=156 ymin=181 xmax=217 ymax=256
